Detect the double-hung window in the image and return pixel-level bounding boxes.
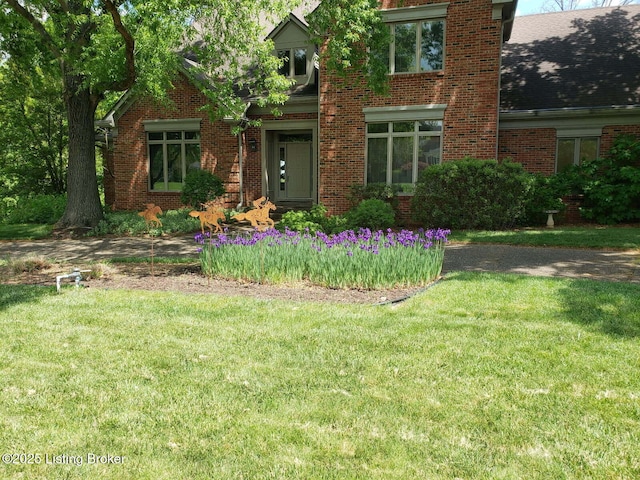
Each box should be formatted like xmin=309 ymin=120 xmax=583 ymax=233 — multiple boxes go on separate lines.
xmin=365 ymin=106 xmax=444 ymax=192
xmin=380 ymin=3 xmax=447 ymax=74
xmin=556 ymin=137 xmax=599 ymax=172
xmin=145 ymin=119 xmax=201 ymax=192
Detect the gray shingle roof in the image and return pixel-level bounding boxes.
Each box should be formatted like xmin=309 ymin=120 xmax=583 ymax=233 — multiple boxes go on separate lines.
xmin=501 ymin=6 xmax=640 ymax=111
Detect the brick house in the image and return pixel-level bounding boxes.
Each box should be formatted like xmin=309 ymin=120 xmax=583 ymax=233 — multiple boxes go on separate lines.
xmin=100 ymin=1 xmax=640 ymax=221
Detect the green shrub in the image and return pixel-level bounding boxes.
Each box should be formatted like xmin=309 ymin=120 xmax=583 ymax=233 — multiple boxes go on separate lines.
xmin=411 ymin=159 xmax=531 ymax=230
xmin=348 ymin=183 xmax=401 ymax=209
xmin=277 ymin=204 xmax=347 ymax=234
xmin=567 ymin=135 xmax=640 ymax=224
xmin=4 ymin=194 xmax=67 ymax=225
xmin=89 ymin=208 xmax=199 ymax=236
xmin=345 ymin=199 xmax=395 ymax=230
xmin=180 ymin=170 xmax=225 ymax=209
xmin=520 ymin=174 xmax=567 ymax=226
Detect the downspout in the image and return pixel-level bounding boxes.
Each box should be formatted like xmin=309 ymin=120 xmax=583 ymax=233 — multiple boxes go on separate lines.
xmin=237 ymin=131 xmax=244 ymax=210
xmin=235 ymin=103 xmax=252 ymax=210
xmin=496 ymin=2 xmax=517 ymax=160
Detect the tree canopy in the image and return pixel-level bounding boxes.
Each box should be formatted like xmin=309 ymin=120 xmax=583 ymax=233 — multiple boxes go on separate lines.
xmin=0 ymin=0 xmax=388 ymax=228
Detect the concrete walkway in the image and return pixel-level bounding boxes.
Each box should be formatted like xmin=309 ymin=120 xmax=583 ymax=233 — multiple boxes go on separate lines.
xmin=0 ymin=235 xmax=638 ymax=283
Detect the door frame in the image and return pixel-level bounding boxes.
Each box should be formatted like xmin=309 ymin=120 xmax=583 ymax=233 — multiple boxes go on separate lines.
xmin=261 ymin=119 xmax=318 ymax=203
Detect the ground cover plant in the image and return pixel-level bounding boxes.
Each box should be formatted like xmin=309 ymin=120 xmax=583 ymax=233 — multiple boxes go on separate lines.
xmin=1 ymin=273 xmax=639 ymax=479
xmin=196 ymin=227 xmax=449 ymax=289
xmin=88 ymin=208 xmax=201 ymax=236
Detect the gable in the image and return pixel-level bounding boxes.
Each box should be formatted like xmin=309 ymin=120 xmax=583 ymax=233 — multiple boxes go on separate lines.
xmin=268 ymin=15 xmax=311 ymax=49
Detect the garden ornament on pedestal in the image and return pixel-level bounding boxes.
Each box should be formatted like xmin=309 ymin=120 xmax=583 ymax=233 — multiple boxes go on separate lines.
xmin=232 ymin=196 xmax=276 ymax=231
xmin=545 ymin=209 xmax=559 ymax=228
xmin=190 ymin=202 xmax=226 ymax=234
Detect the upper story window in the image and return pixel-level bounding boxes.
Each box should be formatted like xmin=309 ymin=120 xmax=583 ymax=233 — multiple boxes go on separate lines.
xmin=380 ymin=3 xmax=448 ymax=74
xmin=387 ymin=20 xmax=444 ymax=74
xmin=278 ymin=48 xmax=308 ymax=77
xmin=269 ymin=14 xmax=315 ymax=85
xmin=144 ymin=119 xmax=201 ymax=192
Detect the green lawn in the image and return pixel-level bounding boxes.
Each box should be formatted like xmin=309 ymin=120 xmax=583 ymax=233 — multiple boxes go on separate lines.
xmin=449 ymin=226 xmax=640 ymax=250
xmin=0 ymin=224 xmax=53 ymax=240
xmin=1 ymin=273 xmax=639 ymax=479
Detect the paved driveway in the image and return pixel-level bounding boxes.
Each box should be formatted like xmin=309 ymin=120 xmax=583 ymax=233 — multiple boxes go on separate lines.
xmin=0 ymin=236 xmax=638 ymax=283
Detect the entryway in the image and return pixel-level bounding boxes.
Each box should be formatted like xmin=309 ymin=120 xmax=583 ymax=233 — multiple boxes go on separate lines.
xmin=277 ymin=132 xmax=312 ymax=200
xmin=262 ymin=121 xmax=317 ymax=208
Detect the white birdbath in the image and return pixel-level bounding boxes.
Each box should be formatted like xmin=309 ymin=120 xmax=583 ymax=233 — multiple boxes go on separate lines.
xmin=545 ymin=210 xmax=559 ymax=228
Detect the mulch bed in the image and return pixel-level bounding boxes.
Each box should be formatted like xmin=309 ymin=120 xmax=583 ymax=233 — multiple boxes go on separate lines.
xmin=1 ymin=262 xmax=429 ymax=305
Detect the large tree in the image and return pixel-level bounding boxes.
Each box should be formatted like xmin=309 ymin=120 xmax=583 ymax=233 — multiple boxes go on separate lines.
xmin=0 ymin=0 xmax=387 ymax=229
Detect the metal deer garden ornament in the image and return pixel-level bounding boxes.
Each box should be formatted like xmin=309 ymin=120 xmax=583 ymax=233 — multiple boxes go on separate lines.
xmin=232 ymin=197 xmax=276 ymax=231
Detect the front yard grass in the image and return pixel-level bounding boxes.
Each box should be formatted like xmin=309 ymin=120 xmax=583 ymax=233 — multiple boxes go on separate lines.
xmin=1 ymin=272 xmax=639 ymax=479
xmin=0 ymin=224 xmax=52 ymax=240
xmin=449 ymin=225 xmax=640 ymax=249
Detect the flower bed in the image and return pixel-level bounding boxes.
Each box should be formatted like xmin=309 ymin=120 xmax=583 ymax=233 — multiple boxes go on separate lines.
xmin=195 ymin=228 xmax=449 ymax=289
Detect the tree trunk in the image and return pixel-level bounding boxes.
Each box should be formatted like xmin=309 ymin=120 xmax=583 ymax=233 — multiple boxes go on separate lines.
xmin=56 ymin=74 xmax=103 ymax=229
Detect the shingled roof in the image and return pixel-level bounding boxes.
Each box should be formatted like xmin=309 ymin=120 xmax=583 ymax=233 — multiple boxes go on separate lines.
xmin=501 ymin=6 xmax=640 ymax=111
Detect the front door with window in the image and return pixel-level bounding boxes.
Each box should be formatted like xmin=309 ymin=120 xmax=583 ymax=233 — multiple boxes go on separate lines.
xmin=277 ymin=133 xmax=313 ymax=200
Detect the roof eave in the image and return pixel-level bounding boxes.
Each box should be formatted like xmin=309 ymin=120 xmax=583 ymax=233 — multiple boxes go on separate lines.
xmin=499 ymin=104 xmax=640 ymax=129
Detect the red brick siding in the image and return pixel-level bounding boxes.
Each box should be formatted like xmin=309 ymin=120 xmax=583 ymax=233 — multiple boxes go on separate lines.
xmin=601 ymin=125 xmax=640 ymax=157
xmin=111 ymin=74 xmax=240 ymax=212
xmin=319 ymin=0 xmax=504 ymax=215
xmin=498 ymin=128 xmax=557 ymax=175
xmin=498 ymin=124 xmax=640 ymax=177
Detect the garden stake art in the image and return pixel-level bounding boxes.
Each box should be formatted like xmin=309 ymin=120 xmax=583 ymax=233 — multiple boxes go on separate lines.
xmin=232 ymin=197 xmax=276 ymax=231
xmin=139 ymin=203 xmax=163 ymax=275
xmin=189 ymin=202 xmax=226 ymax=234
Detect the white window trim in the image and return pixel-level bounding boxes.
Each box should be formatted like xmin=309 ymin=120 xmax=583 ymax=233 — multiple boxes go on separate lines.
xmin=556 ymin=127 xmax=603 ymax=138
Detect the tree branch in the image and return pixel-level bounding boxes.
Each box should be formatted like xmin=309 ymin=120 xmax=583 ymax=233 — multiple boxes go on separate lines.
xmin=3 ymin=0 xmax=62 ymax=58
xmin=100 ymin=0 xmax=136 ymax=93
xmin=55 ymin=0 xmax=70 ymax=12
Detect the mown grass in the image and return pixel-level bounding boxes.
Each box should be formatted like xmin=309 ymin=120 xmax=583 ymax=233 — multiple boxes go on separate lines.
xmin=0 ymin=224 xmax=53 ymax=240
xmin=449 ymin=226 xmax=640 ymax=249
xmin=1 ymin=273 xmax=639 ymax=479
